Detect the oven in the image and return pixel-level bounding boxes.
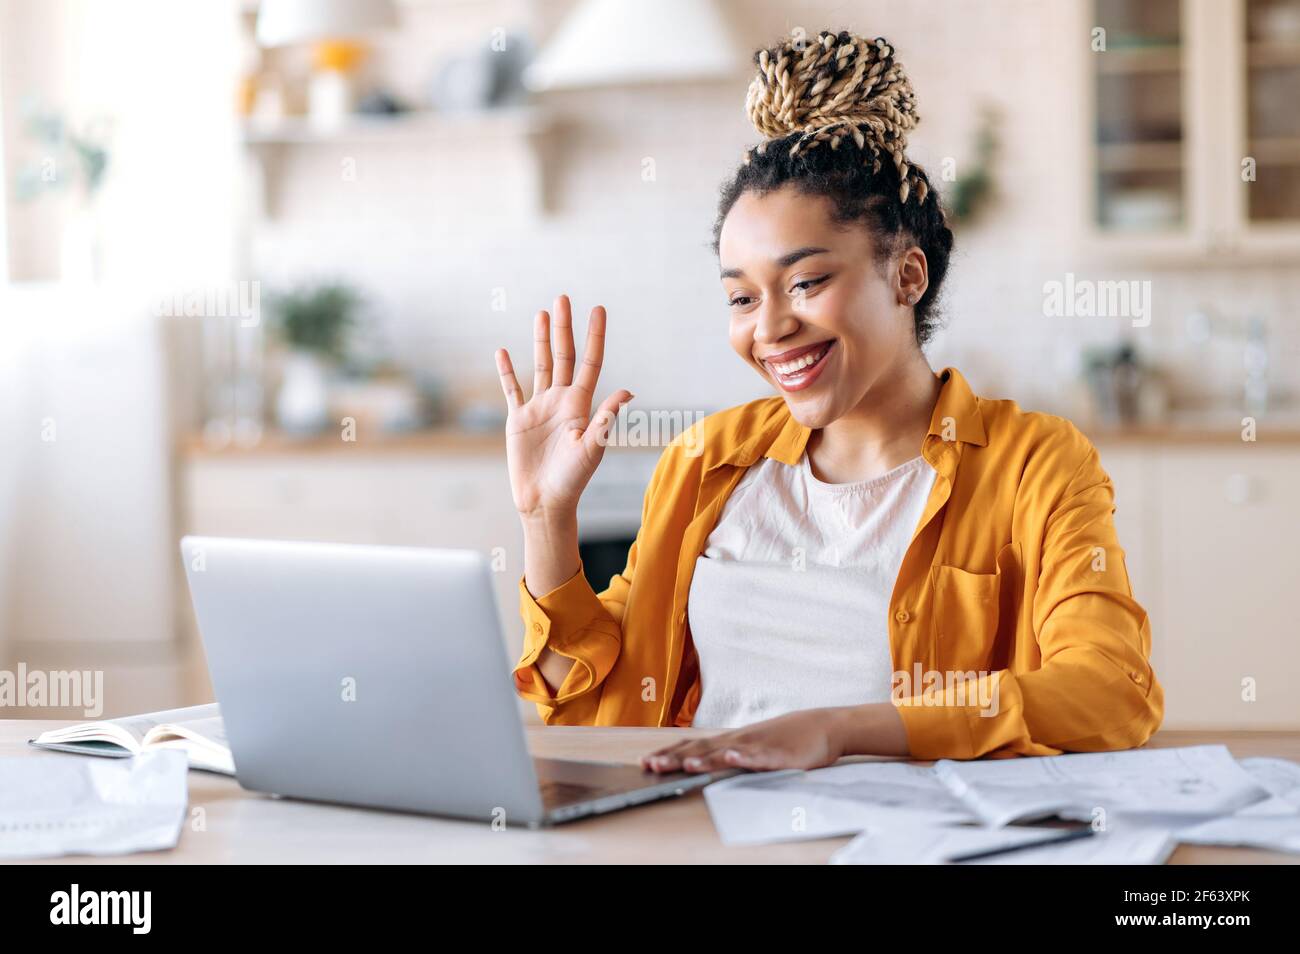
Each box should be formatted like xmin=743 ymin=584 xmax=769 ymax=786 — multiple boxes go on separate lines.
xmin=575 ymin=448 xmax=662 ymax=592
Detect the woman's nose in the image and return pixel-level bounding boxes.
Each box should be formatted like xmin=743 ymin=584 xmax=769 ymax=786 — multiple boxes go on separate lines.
xmin=753 ymin=299 xmax=800 ymax=343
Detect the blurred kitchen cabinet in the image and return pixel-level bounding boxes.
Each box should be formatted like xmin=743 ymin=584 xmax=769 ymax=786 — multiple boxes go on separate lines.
xmin=1223 ymin=0 xmax=1300 ymax=256
xmin=1095 ymin=446 xmax=1160 ymax=622
xmin=1080 ymin=0 xmax=1300 ymax=261
xmin=1093 ymin=445 xmax=1169 ymax=723
xmin=1153 ymin=447 xmax=1300 ymax=728
xmin=1097 ymin=439 xmax=1300 ymax=729
xmin=181 ymin=451 xmax=526 ymax=662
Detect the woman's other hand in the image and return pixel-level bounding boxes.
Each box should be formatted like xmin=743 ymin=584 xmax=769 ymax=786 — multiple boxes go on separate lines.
xmin=640 ymin=703 xmax=910 ymax=773
xmin=640 ymin=708 xmax=846 ymax=774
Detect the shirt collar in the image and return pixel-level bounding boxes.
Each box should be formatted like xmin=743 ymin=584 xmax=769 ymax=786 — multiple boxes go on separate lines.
xmin=705 ymin=366 xmax=986 ymax=473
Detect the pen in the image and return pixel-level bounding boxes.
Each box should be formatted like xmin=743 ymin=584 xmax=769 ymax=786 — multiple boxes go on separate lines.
xmin=944 ymin=825 xmax=1096 ymax=864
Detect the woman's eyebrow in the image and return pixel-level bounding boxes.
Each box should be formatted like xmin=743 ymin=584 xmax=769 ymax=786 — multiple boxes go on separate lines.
xmin=719 ymin=245 xmax=830 ymax=279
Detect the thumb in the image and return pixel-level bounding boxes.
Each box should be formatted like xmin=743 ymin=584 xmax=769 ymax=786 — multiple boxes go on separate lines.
xmin=582 ymin=390 xmax=633 ymax=458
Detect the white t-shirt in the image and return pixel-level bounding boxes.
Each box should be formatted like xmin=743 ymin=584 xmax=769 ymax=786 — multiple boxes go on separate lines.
xmin=687 ymin=449 xmax=937 ymax=729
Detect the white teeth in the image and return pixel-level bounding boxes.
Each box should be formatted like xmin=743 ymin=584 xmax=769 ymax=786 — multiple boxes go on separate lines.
xmin=771 ymin=343 xmax=829 ymax=375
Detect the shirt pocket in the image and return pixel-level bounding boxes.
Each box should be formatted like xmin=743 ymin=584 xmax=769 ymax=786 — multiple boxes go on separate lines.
xmin=932 ymin=543 xmax=1020 ymax=674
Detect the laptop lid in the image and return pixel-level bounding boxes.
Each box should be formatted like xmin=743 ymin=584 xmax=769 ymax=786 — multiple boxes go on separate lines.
xmin=180 ymin=535 xmax=547 ymax=826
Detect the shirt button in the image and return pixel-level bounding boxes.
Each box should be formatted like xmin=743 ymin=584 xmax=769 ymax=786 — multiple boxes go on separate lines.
xmin=1131 ymin=672 xmax=1143 ymax=684
xmin=532 ymin=622 xmax=543 ymax=634
xmin=895 ymin=609 xmax=911 ymax=623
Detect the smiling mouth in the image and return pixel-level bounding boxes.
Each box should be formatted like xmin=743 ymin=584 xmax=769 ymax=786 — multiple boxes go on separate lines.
xmin=764 ymin=340 xmax=835 ymax=390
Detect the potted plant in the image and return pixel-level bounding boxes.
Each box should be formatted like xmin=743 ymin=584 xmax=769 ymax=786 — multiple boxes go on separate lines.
xmin=14 ymin=100 xmax=112 ymax=282
xmin=266 ymin=282 xmax=359 ymax=435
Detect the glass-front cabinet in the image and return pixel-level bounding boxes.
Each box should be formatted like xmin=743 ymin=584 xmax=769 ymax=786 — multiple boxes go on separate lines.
xmin=1233 ymin=0 xmax=1300 ymax=247
xmin=1092 ymin=0 xmax=1187 ymax=235
xmin=1084 ymin=0 xmax=1300 ymax=260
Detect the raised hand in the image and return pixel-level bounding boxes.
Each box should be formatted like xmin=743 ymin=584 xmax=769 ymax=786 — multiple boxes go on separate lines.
xmin=495 ymin=294 xmax=632 ymax=521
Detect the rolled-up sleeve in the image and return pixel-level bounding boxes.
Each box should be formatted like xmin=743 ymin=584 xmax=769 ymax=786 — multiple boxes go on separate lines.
xmin=897 ymin=443 xmax=1164 ymax=759
xmin=513 ymin=556 xmax=627 ymax=719
xmin=512 ymin=440 xmax=677 ymax=723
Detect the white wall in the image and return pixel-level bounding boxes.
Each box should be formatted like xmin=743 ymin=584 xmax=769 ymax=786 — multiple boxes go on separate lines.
xmin=0 ymin=0 xmax=241 ymax=665
xmin=1 ymin=0 xmax=240 ymax=285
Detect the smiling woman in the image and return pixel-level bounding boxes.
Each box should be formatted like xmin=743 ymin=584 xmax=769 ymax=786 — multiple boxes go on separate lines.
xmin=494 ymin=29 xmax=1162 ymax=774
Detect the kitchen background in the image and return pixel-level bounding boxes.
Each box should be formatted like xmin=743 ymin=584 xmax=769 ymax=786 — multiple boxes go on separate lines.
xmin=1 ymin=0 xmax=1298 ymax=729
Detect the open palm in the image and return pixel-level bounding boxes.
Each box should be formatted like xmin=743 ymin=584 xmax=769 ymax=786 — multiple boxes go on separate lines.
xmin=495 ymin=295 xmax=632 ymax=519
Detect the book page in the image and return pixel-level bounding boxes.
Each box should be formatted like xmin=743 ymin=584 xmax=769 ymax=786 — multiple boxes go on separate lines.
xmin=143 ymin=714 xmax=233 ymax=775
xmin=113 ymin=704 xmax=220 ymax=741
xmin=33 ymin=703 xmax=221 ymax=754
xmin=141 ymin=713 xmax=226 ymax=749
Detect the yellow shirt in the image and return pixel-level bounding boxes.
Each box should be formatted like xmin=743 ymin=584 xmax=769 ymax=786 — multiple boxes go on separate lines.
xmin=512 ymin=367 xmax=1163 ymax=759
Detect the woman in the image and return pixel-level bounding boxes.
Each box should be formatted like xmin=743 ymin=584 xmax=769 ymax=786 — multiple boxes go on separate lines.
xmin=493 ymin=29 xmax=1162 ymax=774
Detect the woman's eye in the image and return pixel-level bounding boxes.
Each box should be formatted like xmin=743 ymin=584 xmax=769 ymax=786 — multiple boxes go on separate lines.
xmin=791 ymin=276 xmax=828 ymax=294
xmin=728 ymin=295 xmax=755 ymax=307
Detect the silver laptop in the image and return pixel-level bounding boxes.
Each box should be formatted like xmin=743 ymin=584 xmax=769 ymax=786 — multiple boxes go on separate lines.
xmin=180 ymin=535 xmax=733 ymax=827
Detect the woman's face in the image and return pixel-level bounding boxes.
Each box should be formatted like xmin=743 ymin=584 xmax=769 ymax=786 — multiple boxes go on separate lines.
xmin=718 ymin=183 xmax=926 ymax=430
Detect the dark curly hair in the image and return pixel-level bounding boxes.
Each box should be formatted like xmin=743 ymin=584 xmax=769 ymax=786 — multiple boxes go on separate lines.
xmin=710 ymin=30 xmax=954 ymax=346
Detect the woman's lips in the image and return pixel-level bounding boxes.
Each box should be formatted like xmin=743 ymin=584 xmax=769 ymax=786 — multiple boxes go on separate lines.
xmin=765 ymin=340 xmax=835 ymax=392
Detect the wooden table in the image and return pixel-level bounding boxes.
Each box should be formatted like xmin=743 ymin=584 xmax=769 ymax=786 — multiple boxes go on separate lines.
xmin=4 ymin=722 xmax=1297 ymax=864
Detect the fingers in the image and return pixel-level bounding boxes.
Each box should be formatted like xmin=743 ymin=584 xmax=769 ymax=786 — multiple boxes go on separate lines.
xmin=516 ymin=294 xmax=608 ymax=401
xmin=582 ymin=388 xmax=633 ymax=458
xmin=640 ymin=738 xmax=693 ymax=771
xmin=572 ymin=305 xmax=606 ymax=397
xmin=532 ymin=310 xmax=553 ymax=396
xmin=551 ymin=294 xmax=576 ymax=387
xmin=495 ymin=348 xmax=524 ymax=410
xmin=642 ymin=736 xmax=762 ymax=774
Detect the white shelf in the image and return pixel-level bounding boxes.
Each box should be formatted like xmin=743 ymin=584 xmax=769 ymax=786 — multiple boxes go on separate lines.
xmin=239 ymin=106 xmax=557 ymax=216
xmin=239 ymin=107 xmax=550 ymax=145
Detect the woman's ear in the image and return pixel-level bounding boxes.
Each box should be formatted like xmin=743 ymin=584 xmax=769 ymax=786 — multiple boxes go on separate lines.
xmin=896 ymin=246 xmax=929 ymax=306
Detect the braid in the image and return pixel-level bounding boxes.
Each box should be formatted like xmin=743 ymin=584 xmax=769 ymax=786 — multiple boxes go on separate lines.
xmin=743 ymin=30 xmax=926 ymax=205
xmin=714 ymin=29 xmax=954 ymax=346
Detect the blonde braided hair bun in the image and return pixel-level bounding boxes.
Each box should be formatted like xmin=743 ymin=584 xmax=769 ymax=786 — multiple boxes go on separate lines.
xmin=743 ymin=29 xmax=927 ymax=205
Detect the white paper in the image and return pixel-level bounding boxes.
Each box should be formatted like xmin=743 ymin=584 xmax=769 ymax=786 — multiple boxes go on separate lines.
xmin=1172 ymin=757 xmax=1300 ymax=853
xmin=1233 ymin=757 xmax=1300 ymax=816
xmin=704 ymin=760 xmax=974 ymax=846
xmin=1175 ymin=814 xmax=1300 ymax=853
xmin=702 ymin=745 xmax=1282 ymax=857
xmin=932 ymin=745 xmax=1268 ymax=827
xmin=0 ymin=751 xmax=189 ymax=859
xmin=831 ymin=821 xmax=1177 ymax=865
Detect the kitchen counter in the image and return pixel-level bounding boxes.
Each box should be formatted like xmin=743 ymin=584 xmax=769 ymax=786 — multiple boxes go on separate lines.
xmin=182 ymin=417 xmax=1300 ymax=458
xmin=182 ymin=427 xmax=507 ymax=457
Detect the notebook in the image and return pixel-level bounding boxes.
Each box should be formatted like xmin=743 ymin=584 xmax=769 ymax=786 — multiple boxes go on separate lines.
xmin=29 ymin=703 xmax=233 ymax=775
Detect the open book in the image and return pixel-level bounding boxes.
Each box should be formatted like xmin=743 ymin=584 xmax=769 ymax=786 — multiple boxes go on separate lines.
xmin=29 ymin=703 xmax=233 ymax=776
